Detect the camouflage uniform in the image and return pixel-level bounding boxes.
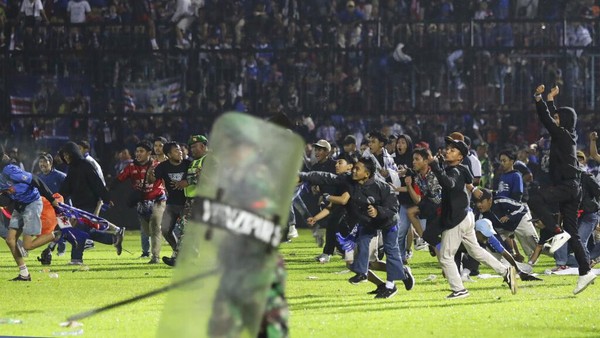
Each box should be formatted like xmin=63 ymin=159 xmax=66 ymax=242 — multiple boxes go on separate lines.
xmin=207 ymin=127 xmax=290 ymax=338
xmin=258 ymin=255 xmax=289 ymax=338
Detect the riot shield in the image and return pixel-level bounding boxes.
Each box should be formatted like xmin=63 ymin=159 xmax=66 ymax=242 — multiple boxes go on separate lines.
xmin=157 ymin=112 xmax=304 ymax=337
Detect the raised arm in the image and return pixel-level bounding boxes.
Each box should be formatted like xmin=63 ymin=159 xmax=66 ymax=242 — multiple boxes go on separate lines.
xmin=299 ymin=171 xmax=344 ymax=186
xmin=590 ymin=132 xmax=600 ymax=162
xmin=534 ymin=85 xmax=561 ymax=136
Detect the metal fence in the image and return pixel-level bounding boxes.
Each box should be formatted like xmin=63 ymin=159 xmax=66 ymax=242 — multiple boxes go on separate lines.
xmin=1 ymin=19 xmax=599 ymax=119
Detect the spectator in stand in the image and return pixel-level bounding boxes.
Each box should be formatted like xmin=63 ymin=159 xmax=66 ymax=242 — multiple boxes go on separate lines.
xmin=172 ymin=0 xmax=195 ymax=49
xmin=66 ymin=0 xmax=91 ymax=48
xmin=336 ymin=1 xmax=365 ymax=48
xmin=130 ymin=0 xmax=159 ymax=50
xmin=16 ymin=0 xmax=49 ymax=49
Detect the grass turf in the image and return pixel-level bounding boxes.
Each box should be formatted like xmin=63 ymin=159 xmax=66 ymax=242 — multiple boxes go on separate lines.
xmin=0 ymin=229 xmax=599 ymax=337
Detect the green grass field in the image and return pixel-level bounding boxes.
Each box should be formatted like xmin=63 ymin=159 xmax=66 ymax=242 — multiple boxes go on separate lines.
xmin=0 ymin=229 xmax=599 ymax=337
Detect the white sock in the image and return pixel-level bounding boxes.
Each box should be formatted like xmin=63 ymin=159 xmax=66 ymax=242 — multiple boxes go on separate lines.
xmin=19 ymin=265 xmax=29 ymax=277
xmin=385 ymin=281 xmax=394 ymax=289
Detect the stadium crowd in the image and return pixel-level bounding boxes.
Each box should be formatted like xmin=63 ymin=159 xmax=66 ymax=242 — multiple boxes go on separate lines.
xmin=0 ymin=0 xmax=599 ymax=307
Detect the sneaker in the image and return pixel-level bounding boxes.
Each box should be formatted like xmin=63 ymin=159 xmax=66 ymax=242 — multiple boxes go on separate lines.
xmin=573 ymin=271 xmax=596 ymax=295
xmin=314 ymin=253 xmax=330 ymax=263
xmin=375 ymin=285 xmax=398 ymax=299
xmin=84 ymin=239 xmax=95 ymax=251
xmin=406 ymin=250 xmax=413 ymax=260
xmin=462 ymin=274 xmax=476 ymax=283
xmin=68 ymin=260 xmax=83 ymax=265
xmin=367 ymin=283 xmax=386 ymax=295
xmin=550 ymin=265 xmax=569 ymax=272
xmin=162 ymin=256 xmax=176 ymax=267
xmin=402 ymin=266 xmax=415 ymax=291
xmin=414 ymin=238 xmax=428 ymax=251
xmin=10 ymin=275 xmax=31 ymax=282
xmin=287 ymin=225 xmax=299 ymax=239
xmin=348 ymin=273 xmax=367 ymax=285
xmin=140 ymin=252 xmax=150 ymax=258
xmin=114 ymin=228 xmax=125 ymax=256
xmin=421 ymin=89 xmax=431 ymax=97
xmin=148 ymin=257 xmax=160 ymax=264
xmin=446 ymin=289 xmax=469 ymax=300
xmin=548 ymin=232 xmax=571 ymax=254
xmin=504 ymin=266 xmax=517 ymax=295
xmin=37 ymin=247 xmax=52 ymax=266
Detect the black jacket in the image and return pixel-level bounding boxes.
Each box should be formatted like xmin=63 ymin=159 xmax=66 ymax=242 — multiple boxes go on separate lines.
xmin=430 ymin=160 xmax=473 ymax=230
xmin=580 ymin=170 xmax=600 ymax=214
xmin=59 ymin=142 xmax=110 ymax=211
xmin=477 ymin=196 xmax=528 ymax=232
xmin=299 ymin=171 xmax=399 ymax=231
xmin=536 ymin=100 xmax=580 ymax=182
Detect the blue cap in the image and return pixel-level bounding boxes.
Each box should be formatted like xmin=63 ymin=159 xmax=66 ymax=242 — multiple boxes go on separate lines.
xmin=475 ymin=219 xmax=496 ymax=237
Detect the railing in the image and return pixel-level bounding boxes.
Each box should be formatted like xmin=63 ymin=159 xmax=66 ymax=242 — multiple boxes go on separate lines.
xmin=1 ymin=19 xmax=599 ymax=119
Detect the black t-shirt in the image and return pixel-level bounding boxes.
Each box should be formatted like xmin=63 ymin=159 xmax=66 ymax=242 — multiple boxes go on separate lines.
xmin=154 ymin=159 xmax=191 ymax=206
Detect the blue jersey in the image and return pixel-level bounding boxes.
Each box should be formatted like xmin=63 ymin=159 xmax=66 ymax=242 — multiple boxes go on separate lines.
xmin=0 ymin=164 xmax=40 ymax=204
xmin=39 ymin=169 xmax=67 ymax=194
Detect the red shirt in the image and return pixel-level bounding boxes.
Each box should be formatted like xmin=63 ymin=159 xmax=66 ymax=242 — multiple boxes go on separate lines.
xmin=117 ymin=160 xmax=165 ymax=201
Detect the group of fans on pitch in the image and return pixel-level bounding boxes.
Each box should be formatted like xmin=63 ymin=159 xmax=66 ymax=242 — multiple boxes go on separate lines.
xmin=2 ymin=85 xmax=599 ymax=303
xmin=297 ymin=85 xmax=599 ymax=299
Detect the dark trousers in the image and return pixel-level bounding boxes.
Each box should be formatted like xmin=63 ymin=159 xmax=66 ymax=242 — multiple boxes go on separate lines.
xmin=322 ymin=211 xmax=350 ymax=255
xmin=528 ymin=180 xmax=590 ymax=275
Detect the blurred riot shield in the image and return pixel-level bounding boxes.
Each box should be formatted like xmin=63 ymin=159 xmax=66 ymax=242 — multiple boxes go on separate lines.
xmin=157 ymin=112 xmax=304 ymax=337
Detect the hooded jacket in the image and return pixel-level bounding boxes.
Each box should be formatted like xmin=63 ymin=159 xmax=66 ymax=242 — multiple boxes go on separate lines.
xmin=535 ymin=101 xmax=580 ymax=182
xmin=59 ymin=141 xmax=110 ymax=211
xmin=299 ymin=171 xmax=399 ymax=231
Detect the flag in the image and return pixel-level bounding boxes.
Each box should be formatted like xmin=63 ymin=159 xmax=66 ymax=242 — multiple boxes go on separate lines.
xmin=10 ymin=96 xmax=33 ymax=115
xmin=9 ymin=75 xmax=91 ymax=115
xmin=122 ymin=78 xmax=182 ymax=113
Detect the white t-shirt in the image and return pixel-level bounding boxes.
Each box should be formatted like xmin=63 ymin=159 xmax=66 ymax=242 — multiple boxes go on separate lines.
xmin=20 ymin=0 xmax=44 ymax=17
xmin=468 ymin=152 xmax=482 ymax=178
xmin=67 ymin=0 xmax=91 ymax=23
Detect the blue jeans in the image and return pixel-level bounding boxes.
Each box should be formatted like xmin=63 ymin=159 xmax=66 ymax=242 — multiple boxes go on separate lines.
xmin=351 ymin=225 xmax=406 ymax=281
xmin=140 ymin=227 xmax=150 ymax=255
xmin=553 ymin=212 xmax=599 ymax=266
xmin=397 ymin=204 xmax=411 ymax=261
